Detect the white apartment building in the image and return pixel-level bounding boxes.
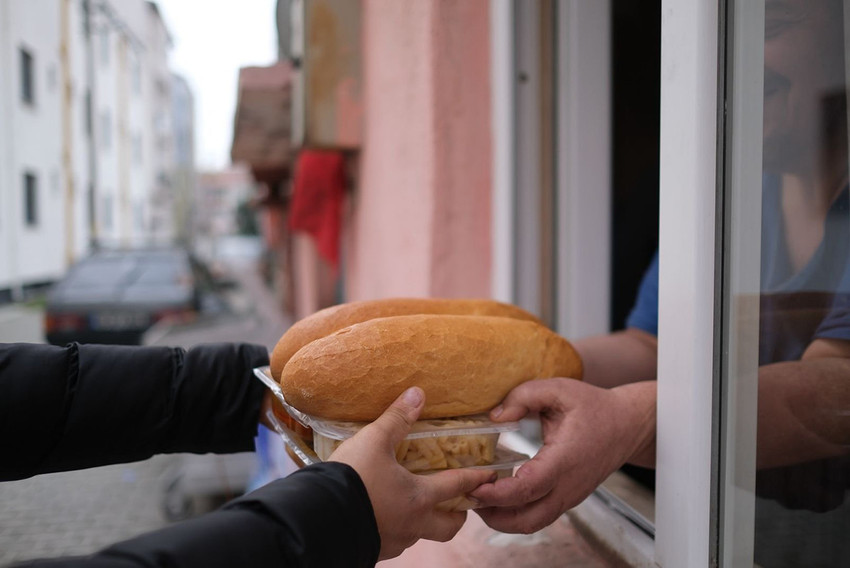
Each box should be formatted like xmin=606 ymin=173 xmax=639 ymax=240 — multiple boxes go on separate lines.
xmin=0 ymin=0 xmax=188 ymax=298
xmin=0 ymin=0 xmax=65 ymax=295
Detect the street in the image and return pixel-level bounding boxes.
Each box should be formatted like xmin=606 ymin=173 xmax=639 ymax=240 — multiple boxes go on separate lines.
xmin=0 ymin=258 xmax=291 ymax=566
xmin=0 ymin=303 xmax=45 ymax=344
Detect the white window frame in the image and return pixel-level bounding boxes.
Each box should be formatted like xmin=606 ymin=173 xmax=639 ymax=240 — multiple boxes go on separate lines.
xmin=490 ymin=0 xmax=515 ymax=304
xmin=490 ymin=0 xmax=611 ymax=338
xmin=716 ymin=0 xmax=764 ymax=564
xmin=655 ymin=0 xmax=722 ymax=565
xmin=554 ymin=0 xmax=611 ymax=340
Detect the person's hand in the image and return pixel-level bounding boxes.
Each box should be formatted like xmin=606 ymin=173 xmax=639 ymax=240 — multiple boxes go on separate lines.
xmin=469 ymin=378 xmax=657 ymax=534
xmin=329 ymin=387 xmax=497 ymax=560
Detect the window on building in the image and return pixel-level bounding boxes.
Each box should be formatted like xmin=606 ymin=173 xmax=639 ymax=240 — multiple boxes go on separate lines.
xmin=102 ymin=194 xmax=113 ymax=231
xmin=20 ymin=48 xmax=35 ymax=105
xmin=84 ymin=91 xmax=92 ymax=137
xmin=23 ymin=172 xmax=38 ymax=227
xmin=101 ymin=111 xmax=112 ymax=150
xmin=131 ymin=56 xmax=142 ymax=96
xmin=133 ymin=134 xmax=143 ymax=166
xmin=100 ymin=29 xmax=110 ymax=67
xmin=134 ymin=200 xmax=145 ymax=232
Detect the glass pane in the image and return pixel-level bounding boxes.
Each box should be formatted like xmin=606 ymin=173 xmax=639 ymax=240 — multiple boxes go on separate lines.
xmin=723 ymin=0 xmax=850 ymax=565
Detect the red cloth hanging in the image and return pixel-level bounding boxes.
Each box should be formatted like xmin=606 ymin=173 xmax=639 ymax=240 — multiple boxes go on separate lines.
xmin=287 ymin=150 xmax=346 ymax=268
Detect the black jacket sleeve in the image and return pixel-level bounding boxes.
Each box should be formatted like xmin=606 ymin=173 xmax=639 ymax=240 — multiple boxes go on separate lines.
xmin=13 ymin=462 xmax=382 ymax=568
xmin=0 ymin=342 xmax=268 ymax=481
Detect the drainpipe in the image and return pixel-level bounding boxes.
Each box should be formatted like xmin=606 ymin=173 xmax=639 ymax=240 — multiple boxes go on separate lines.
xmin=82 ymin=0 xmax=99 ymax=251
xmin=117 ymin=35 xmax=130 ymax=247
xmin=60 ymin=0 xmax=76 ymax=266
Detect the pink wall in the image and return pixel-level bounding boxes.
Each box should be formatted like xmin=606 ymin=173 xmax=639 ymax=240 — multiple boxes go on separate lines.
xmin=344 ymin=0 xmax=492 ymax=301
xmin=292 ymin=233 xmax=337 ymax=321
xmin=429 ymin=1 xmax=493 ymax=297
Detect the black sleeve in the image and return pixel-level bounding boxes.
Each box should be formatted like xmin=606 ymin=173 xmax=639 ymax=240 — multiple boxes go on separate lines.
xmin=12 ymin=462 xmax=381 ymax=568
xmin=0 ymin=342 xmax=268 ymax=481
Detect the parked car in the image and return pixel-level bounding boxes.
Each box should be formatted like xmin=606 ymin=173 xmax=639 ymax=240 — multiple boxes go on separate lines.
xmin=44 ymin=248 xmax=225 ymax=346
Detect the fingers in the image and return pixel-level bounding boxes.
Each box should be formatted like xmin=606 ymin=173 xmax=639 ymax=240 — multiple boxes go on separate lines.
xmin=476 ymin=496 xmax=564 ymax=535
xmin=468 ymin=454 xmax=557 ymax=508
xmin=425 ymin=467 xmax=497 ymax=503
xmin=489 ymin=378 xmax=569 ymax=422
xmin=366 ymin=387 xmax=425 ymax=449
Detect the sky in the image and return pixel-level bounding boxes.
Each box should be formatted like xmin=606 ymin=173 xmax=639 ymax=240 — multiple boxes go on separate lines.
xmin=155 ymin=0 xmax=279 ymax=171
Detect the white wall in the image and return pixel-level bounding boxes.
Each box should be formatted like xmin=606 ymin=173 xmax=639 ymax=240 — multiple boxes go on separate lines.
xmin=0 ymin=0 xmax=64 ymax=290
xmin=0 ymin=1 xmax=11 ymax=289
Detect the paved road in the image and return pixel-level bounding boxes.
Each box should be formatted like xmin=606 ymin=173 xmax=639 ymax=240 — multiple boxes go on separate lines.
xmin=0 ymin=457 xmax=176 ymax=565
xmin=0 ymin=303 xmax=44 ymax=344
xmin=0 ymin=258 xmax=291 ymax=566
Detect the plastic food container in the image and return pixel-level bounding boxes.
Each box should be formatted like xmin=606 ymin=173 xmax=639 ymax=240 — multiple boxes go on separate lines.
xmin=313 ymin=418 xmax=503 ymax=472
xmin=253 ymin=366 xmax=529 ymax=477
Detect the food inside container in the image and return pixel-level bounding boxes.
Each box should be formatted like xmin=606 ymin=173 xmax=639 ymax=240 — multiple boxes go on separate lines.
xmin=271 ymin=396 xmax=313 ymax=442
xmin=313 ymin=419 xmax=502 ymax=473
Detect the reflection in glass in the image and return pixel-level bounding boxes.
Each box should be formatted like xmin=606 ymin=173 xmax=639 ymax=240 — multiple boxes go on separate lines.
xmin=754 ymin=0 xmax=850 ymax=565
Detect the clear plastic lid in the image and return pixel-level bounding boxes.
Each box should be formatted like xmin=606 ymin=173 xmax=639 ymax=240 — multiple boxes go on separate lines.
xmin=262 ymin=403 xmax=530 ymax=474
xmin=254 ymin=366 xmax=522 ymax=441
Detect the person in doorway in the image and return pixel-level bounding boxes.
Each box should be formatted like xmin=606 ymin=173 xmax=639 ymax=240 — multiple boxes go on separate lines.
xmin=472 ymin=0 xmax=850 ymax=564
xmin=1 ymin=342 xmax=493 ymax=567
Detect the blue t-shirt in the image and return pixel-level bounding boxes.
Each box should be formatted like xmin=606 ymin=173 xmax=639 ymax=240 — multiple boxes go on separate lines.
xmin=625 ymin=177 xmax=850 ymax=363
xmin=625 ymin=177 xmax=850 ymax=526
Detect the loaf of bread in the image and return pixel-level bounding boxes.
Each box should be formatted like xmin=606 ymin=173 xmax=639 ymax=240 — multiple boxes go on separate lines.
xmin=270 ymin=298 xmax=544 ymax=380
xmin=280 ymin=314 xmax=583 ymax=421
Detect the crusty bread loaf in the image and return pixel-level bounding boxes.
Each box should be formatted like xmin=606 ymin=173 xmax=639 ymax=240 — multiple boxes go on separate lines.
xmin=270 ymin=298 xmax=545 ymax=380
xmin=280 ymin=314 xmax=583 ymax=421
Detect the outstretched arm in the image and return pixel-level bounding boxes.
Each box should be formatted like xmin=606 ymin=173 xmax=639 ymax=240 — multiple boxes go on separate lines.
xmin=14 ymin=388 xmax=495 ymax=567
xmin=574 ymin=328 xmax=658 ymax=388
xmin=0 ymin=342 xmax=268 ymax=481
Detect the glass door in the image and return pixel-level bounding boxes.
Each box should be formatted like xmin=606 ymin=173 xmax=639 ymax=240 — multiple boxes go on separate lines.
xmin=718 ymin=0 xmax=850 ymax=566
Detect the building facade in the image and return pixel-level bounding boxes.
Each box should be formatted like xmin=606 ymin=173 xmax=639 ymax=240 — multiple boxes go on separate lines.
xmin=0 ymin=0 xmax=66 ymax=296
xmin=0 ymin=0 xmax=189 ymax=298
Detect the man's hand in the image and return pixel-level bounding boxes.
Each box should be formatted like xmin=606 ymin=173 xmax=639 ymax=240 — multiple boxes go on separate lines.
xmin=470 ymin=378 xmax=657 ymax=534
xmin=329 ymin=387 xmax=497 ymax=560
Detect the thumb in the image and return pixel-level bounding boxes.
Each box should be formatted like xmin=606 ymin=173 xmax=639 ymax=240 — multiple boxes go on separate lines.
xmin=368 ymin=387 xmax=425 ymax=449
xmin=489 ymin=379 xmax=568 ymax=422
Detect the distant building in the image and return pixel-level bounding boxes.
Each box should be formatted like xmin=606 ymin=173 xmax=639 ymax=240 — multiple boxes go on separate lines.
xmin=171 ymin=73 xmax=196 ymax=247
xmin=0 ymin=0 xmax=190 ymax=299
xmin=195 ymin=167 xmax=257 ymax=242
